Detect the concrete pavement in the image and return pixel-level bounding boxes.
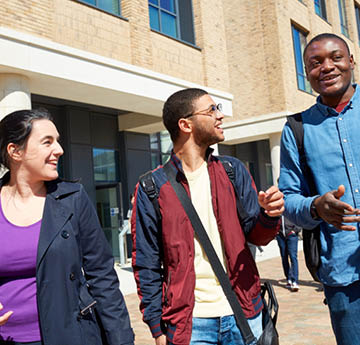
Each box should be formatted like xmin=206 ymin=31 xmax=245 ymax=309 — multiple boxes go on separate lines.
xmin=116 ymin=240 xmax=336 ymax=345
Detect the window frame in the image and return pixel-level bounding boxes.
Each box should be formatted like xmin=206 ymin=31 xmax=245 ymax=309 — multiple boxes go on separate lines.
xmin=355 ymin=4 xmax=360 ymax=46
xmin=148 ymin=0 xmax=197 ymax=47
xmin=149 ymin=0 xmax=180 ymax=40
xmin=93 ymin=147 xmax=120 ymax=183
xmin=74 ymin=0 xmax=125 ymax=19
xmin=338 ymin=0 xmax=349 ymax=38
xmin=150 ymin=131 xmax=172 ymax=169
xmin=291 ymin=24 xmax=312 ymax=94
xmin=314 ymin=0 xmax=327 ymax=21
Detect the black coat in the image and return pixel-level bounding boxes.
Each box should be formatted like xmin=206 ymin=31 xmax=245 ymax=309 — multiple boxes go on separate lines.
xmin=1 ymin=175 xmax=134 ymax=345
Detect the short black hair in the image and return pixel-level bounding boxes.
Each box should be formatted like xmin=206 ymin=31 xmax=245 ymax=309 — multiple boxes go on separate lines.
xmin=303 ymin=33 xmax=351 ymax=61
xmin=162 ymin=88 xmax=208 ymax=142
xmin=0 ymin=108 xmax=53 ymax=169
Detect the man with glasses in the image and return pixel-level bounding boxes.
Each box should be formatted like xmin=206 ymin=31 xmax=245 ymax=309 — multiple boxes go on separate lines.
xmin=131 ymin=88 xmax=284 ymax=345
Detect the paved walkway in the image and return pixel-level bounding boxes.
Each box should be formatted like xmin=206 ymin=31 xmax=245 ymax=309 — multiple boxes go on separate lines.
xmin=118 ymin=242 xmax=336 ymax=345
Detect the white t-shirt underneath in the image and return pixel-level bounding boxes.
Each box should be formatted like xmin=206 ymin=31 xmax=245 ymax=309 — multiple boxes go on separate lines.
xmin=185 ymin=162 xmax=233 ymax=317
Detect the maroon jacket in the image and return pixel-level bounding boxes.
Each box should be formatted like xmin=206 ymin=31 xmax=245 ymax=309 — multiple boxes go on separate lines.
xmin=131 ymin=152 xmax=280 ymax=345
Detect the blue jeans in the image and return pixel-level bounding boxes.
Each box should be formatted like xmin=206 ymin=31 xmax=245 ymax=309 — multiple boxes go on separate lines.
xmin=276 ymin=233 xmax=298 ymax=283
xmin=189 ymin=313 xmax=262 ymax=345
xmin=323 ymin=280 xmax=360 ymax=345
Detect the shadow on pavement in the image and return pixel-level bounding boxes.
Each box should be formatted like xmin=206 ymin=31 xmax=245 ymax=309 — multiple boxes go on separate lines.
xmin=261 ymin=277 xmax=323 ymax=291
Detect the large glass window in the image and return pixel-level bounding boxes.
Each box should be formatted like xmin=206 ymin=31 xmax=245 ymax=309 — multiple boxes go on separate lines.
xmin=150 ymin=131 xmax=172 ymax=169
xmin=78 ymin=0 xmax=121 ymax=16
xmin=148 ymin=0 xmax=195 ymax=45
xmin=93 ymin=148 xmax=119 ymax=182
xmin=291 ymin=25 xmax=312 ymax=94
xmin=356 ymin=5 xmax=360 ymax=46
xmin=338 ymin=0 xmax=349 ymax=37
xmin=314 ymin=0 xmax=327 ymax=20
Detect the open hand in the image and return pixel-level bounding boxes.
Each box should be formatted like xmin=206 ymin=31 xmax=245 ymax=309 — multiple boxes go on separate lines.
xmin=313 ymin=185 xmax=360 ymax=230
xmin=258 ymin=186 xmax=284 ymax=217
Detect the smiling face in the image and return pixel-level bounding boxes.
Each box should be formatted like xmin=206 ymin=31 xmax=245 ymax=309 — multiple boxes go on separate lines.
xmin=190 ymin=94 xmax=225 ymax=147
xmin=304 ymin=37 xmax=354 ymax=106
xmin=14 ymin=119 xmax=64 ymax=182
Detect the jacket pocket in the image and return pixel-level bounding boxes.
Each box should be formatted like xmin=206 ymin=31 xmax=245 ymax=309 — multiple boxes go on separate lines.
xmin=77 ymin=280 xmax=102 ymax=345
xmin=164 ymin=271 xmax=172 ymax=307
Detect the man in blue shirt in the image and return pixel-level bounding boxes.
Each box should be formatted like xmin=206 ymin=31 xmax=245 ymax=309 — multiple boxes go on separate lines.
xmin=279 ymin=33 xmax=360 ymax=345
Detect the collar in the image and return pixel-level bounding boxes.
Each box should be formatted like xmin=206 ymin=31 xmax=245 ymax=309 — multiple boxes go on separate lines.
xmin=45 ymin=179 xmax=80 ymax=199
xmin=169 ymin=147 xmax=214 ymax=176
xmin=0 ymin=172 xmax=80 ymax=200
xmin=315 ymin=84 xmax=358 ymax=117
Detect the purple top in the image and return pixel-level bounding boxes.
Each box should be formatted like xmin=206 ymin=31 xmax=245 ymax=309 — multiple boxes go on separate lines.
xmin=0 ymin=197 xmax=42 ymax=342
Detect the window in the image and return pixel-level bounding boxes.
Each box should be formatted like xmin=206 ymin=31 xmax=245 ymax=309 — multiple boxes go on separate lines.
xmin=150 ymin=131 xmax=173 ymax=169
xmin=291 ymin=25 xmax=312 ymax=93
xmin=93 ymin=148 xmax=119 ymax=182
xmin=314 ymin=0 xmax=327 ymax=20
xmin=338 ymin=0 xmax=349 ymax=37
xmin=148 ymin=0 xmax=196 ymax=45
xmin=265 ymin=163 xmax=274 ymax=189
xmin=78 ymin=0 xmax=121 ymax=16
xmin=355 ymin=5 xmax=360 ymax=45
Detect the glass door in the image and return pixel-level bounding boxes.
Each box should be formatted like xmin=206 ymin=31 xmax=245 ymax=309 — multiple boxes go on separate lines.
xmin=95 ymin=185 xmax=122 ymax=259
xmin=93 ymin=147 xmax=123 ymax=260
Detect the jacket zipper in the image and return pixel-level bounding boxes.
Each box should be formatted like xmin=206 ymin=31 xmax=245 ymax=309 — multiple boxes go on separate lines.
xmin=164 ymin=271 xmax=172 ymax=306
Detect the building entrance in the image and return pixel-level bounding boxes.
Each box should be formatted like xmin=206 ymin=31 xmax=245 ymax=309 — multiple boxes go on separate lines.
xmin=95 ymin=184 xmax=123 ymax=260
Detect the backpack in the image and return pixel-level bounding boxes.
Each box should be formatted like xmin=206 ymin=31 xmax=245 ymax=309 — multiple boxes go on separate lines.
xmin=139 ymin=157 xmax=250 ymax=234
xmin=286 ymin=113 xmax=321 ymax=282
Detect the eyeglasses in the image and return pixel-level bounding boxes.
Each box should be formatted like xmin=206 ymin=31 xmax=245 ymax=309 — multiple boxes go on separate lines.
xmin=183 ymin=103 xmax=223 ymax=119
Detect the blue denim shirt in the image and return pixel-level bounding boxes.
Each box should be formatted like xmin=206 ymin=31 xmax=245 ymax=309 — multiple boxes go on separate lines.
xmin=279 ymin=85 xmax=360 ymax=286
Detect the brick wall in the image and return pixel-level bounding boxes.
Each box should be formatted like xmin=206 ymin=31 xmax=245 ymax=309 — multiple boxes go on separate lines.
xmin=222 ymin=0 xmax=360 ymax=122
xmin=222 ymin=0 xmax=287 ymax=122
xmin=0 ymin=0 xmax=231 ymax=91
xmin=2 ymin=0 xmax=359 ymax=122
xmin=0 ymin=0 xmax=54 ymax=39
xmin=53 ymin=0 xmax=131 ymax=63
xmin=193 ymin=0 xmax=230 ymax=91
xmin=121 ymin=0 xmax=152 ymax=68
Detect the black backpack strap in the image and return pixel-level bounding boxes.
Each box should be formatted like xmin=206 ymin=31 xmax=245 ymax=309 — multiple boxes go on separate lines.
xmin=217 ymin=157 xmax=249 ymax=228
xmin=286 ymin=113 xmax=317 ymax=196
xmin=139 ymin=171 xmax=161 ymax=220
xmin=286 ymin=112 xmax=304 ymax=157
xmin=286 ymin=113 xmax=321 ymax=282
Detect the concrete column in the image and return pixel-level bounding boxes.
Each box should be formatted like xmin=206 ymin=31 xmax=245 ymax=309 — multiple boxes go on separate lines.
xmin=0 ymin=74 xmax=31 ymax=120
xmin=269 ymin=133 xmax=281 ymax=186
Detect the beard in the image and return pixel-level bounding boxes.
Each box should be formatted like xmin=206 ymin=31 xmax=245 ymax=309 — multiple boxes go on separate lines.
xmin=192 ymin=119 xmax=224 ymax=147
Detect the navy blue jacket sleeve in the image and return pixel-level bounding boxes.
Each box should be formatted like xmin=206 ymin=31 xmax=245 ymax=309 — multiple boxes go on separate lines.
xmin=227 ymin=157 xmax=280 ymax=245
xmin=131 ymin=182 xmax=164 ymax=339
xmin=77 ymin=186 xmax=134 ymax=345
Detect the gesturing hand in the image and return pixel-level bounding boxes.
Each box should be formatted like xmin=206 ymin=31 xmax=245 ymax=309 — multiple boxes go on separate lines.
xmin=0 ymin=303 xmax=13 ymax=326
xmin=313 ymin=185 xmax=360 ymax=231
xmin=258 ymin=186 xmax=284 ymax=217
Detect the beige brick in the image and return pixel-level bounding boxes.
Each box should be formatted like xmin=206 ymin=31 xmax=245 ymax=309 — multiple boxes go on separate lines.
xmin=3 ymin=0 xmax=356 ymax=124
xmin=221 ymin=0 xmax=360 ymax=123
